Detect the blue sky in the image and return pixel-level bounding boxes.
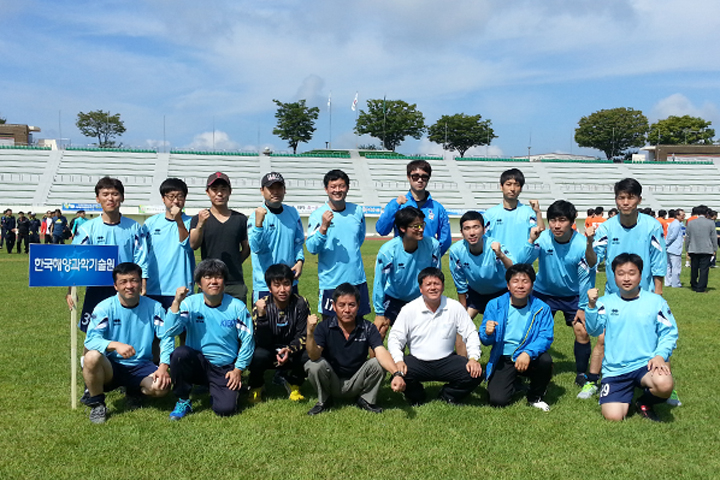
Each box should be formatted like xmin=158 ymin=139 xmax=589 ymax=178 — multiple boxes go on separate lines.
xmin=1 ymin=0 xmax=719 ymax=157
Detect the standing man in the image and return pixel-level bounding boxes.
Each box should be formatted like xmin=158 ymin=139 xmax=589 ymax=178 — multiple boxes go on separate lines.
xmin=388 ymin=267 xmax=483 ymax=406
xmin=52 ymin=209 xmax=69 ymax=244
xmin=665 ymin=209 xmax=684 ymax=288
xmin=685 ymin=205 xmax=716 ymax=293
xmin=28 ymin=212 xmax=41 ymax=246
xmin=304 ymin=283 xmax=406 ymax=416
xmin=42 ymin=210 xmax=53 ymax=243
xmin=375 ymin=159 xmax=451 ymax=255
xmin=82 ymin=262 xmax=173 ymax=424
xmin=15 ymin=211 xmax=30 ymax=254
xmin=143 ymin=178 xmax=195 ymax=310
xmin=306 ymin=169 xmax=369 ymax=318
xmin=248 ymin=172 xmax=305 ymax=302
xmin=70 ymin=210 xmax=88 ymax=239
xmin=0 ymin=209 xmax=7 ymax=249
xmin=68 ymin=177 xmax=149 ymax=333
xmin=373 ymin=207 xmax=441 ymax=337
xmin=483 ymin=168 xmax=545 ymax=261
xmin=480 ymin=264 xmax=555 ymax=411
xmin=190 ymin=172 xmax=250 ymax=304
xmin=3 ymin=209 xmax=15 ymax=253
xmin=164 ymin=259 xmax=255 ymax=419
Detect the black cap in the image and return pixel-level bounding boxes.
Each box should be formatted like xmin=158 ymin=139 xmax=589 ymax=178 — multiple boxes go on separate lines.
xmin=261 ymin=172 xmax=285 ymax=188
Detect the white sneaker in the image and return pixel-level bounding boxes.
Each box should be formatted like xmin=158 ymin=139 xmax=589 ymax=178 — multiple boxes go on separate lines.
xmin=577 ymin=382 xmax=598 ymax=399
xmin=530 ymin=400 xmax=550 ymax=412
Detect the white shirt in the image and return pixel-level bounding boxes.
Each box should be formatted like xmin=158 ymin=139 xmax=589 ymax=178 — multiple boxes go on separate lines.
xmin=388 ymin=295 xmax=481 ymax=363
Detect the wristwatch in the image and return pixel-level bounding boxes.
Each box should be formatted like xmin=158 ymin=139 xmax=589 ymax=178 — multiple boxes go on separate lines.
xmin=392 ymin=371 xmax=405 ymax=378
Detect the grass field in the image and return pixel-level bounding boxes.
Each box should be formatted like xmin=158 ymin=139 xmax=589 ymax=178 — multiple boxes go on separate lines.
xmin=1 ymin=241 xmax=719 ymax=480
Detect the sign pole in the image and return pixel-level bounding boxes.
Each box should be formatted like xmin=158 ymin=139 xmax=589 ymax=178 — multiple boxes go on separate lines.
xmin=70 ymin=286 xmax=78 ymax=409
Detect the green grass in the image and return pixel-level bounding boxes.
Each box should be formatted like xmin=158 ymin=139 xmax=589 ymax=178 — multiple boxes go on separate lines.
xmin=0 ymin=243 xmax=719 ymax=480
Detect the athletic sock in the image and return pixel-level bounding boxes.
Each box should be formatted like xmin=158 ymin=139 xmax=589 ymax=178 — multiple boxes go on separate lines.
xmin=87 ymin=393 xmax=106 ymax=406
xmin=574 ymin=341 xmax=591 ymax=375
xmin=587 ymin=373 xmax=600 ymax=384
xmin=638 ymin=388 xmax=665 ymax=406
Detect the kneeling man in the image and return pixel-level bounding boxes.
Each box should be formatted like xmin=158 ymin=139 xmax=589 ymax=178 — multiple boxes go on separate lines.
xmin=585 ymin=253 xmax=678 ymax=422
xmin=305 ymin=283 xmax=406 ymax=415
xmin=83 ymin=262 xmax=173 ymax=424
xmin=164 ymin=259 xmax=255 ymax=419
xmin=480 ymin=264 xmax=554 ymax=411
xmin=388 ymin=267 xmax=483 ymax=405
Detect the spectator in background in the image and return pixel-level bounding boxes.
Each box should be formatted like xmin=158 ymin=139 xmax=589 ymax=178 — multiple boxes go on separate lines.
xmin=657 ymin=210 xmax=669 ymax=237
xmin=607 ymin=208 xmax=619 ymax=218
xmin=591 ymin=206 xmax=605 ymax=230
xmin=665 ymin=209 xmax=684 ymax=288
xmin=584 ymin=208 xmax=596 ymax=232
xmin=41 ymin=210 xmax=53 ymax=243
xmin=28 ymin=212 xmax=41 ymax=245
xmin=52 ymin=208 xmax=69 ymax=244
xmin=3 ymin=209 xmax=16 ymax=253
xmin=70 ymin=210 xmax=88 ymax=239
xmin=0 ymin=208 xmax=8 ymax=249
xmin=685 ymin=205 xmax=717 ymax=293
xmin=15 ymin=211 xmax=30 ymax=254
xmin=710 ymin=210 xmax=719 ymax=267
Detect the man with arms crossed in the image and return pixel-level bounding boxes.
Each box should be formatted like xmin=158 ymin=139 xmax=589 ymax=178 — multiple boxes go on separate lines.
xmin=306 ymin=169 xmax=370 ymax=318
xmin=585 ymin=253 xmax=678 ymax=422
xmin=83 ymin=262 xmax=173 ymax=424
xmin=388 ymin=267 xmax=482 ymax=406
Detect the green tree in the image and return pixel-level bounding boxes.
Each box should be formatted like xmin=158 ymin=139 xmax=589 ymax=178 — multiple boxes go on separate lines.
xmin=272 ymin=99 xmax=320 ymax=154
xmin=0 ymin=115 xmax=6 ymax=124
xmin=575 ymin=107 xmax=648 ymax=160
xmin=76 ymin=110 xmax=126 ymax=148
xmin=427 ymin=113 xmax=496 ymax=157
xmin=354 ymin=99 xmax=425 ymax=151
xmin=648 ymin=115 xmax=715 ymax=145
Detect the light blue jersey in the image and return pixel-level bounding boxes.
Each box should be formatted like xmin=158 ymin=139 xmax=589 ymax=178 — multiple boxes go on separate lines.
xmin=373 ymin=236 xmax=440 ymax=315
xmin=306 ymin=202 xmax=366 ymax=290
xmin=73 ymin=215 xmax=149 ymax=277
xmin=143 ymin=213 xmax=195 ymax=296
xmin=84 ymin=295 xmax=173 ymax=366
xmin=483 ymin=202 xmax=538 ymax=261
xmin=503 ymin=304 xmax=531 ymax=356
xmin=585 ymin=290 xmax=678 ymax=378
xmin=592 ymin=213 xmax=666 ymax=294
xmin=518 ymin=230 xmax=595 ymax=308
xmin=448 ymin=236 xmax=512 ymax=295
xmin=248 ymin=205 xmax=305 ymax=295
xmin=164 ymin=293 xmax=255 ymax=370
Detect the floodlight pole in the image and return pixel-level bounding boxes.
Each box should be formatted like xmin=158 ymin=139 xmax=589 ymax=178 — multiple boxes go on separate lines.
xmin=70 ymin=286 xmax=78 ymax=409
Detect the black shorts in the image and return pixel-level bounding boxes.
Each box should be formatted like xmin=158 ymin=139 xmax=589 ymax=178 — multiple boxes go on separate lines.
xmin=532 ymin=290 xmax=579 ymax=326
xmin=105 ymin=359 xmax=157 ymax=393
xmin=465 ymin=288 xmax=507 ymax=315
xmin=599 ymin=366 xmax=649 ymax=405
xmin=382 ymin=295 xmax=410 ymax=325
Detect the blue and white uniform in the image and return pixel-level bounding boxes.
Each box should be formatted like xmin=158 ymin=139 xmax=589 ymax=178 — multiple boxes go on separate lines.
xmin=585 ymin=290 xmax=678 ymax=378
xmin=592 ymin=213 xmax=666 ymax=294
xmin=142 ymin=213 xmax=195 ymax=297
xmin=164 ymin=293 xmax=255 ymax=370
xmin=517 ymin=230 xmax=595 ymax=309
xmin=483 ymin=202 xmax=538 ymax=261
xmin=248 ymin=205 xmax=305 ymax=300
xmin=448 ymin=236 xmax=512 ymax=295
xmin=85 ymin=295 xmax=173 ymax=366
xmin=376 ymin=191 xmax=451 ymax=255
xmin=373 ymin=236 xmax=440 ymax=316
xmin=73 ymin=215 xmax=149 ymax=277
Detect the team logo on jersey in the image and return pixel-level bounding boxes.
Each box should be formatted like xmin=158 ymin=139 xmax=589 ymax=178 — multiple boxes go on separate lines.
xmin=546 ymin=249 xmax=554 ymax=255
xmin=97 ymin=236 xmax=105 ymax=242
xmin=153 ymin=229 xmax=162 ymax=236
xmin=397 ymin=262 xmax=405 ymax=270
xmin=657 ymin=310 xmax=672 ymax=327
xmin=495 ymin=219 xmax=503 ymax=225
xmin=153 ymin=315 xmax=164 ymax=326
xmin=610 ymin=309 xmax=619 ymax=316
xmin=113 ymin=318 xmax=121 ymax=325
xmin=236 ymin=318 xmax=250 ymax=333
xmin=428 ymin=211 xmax=434 ymax=221
xmin=611 ymin=237 xmax=620 ymax=245
xmin=196 ymin=315 xmax=205 ymax=323
xmin=268 ymin=223 xmax=276 ymax=230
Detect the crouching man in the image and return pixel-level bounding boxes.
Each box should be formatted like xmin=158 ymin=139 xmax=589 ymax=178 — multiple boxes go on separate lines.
xmin=305 ymin=283 xmax=406 ymax=416
xmin=388 ymin=267 xmax=483 ymax=405
xmin=83 ymin=262 xmax=173 ymax=424
xmin=480 ymin=264 xmax=554 ymax=411
xmin=585 ymin=253 xmax=678 ymax=422
xmin=164 ymin=259 xmax=255 ymax=420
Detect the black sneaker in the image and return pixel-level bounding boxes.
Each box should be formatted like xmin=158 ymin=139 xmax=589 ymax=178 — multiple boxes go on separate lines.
xmin=635 ymin=400 xmax=662 ymax=422
xmin=307 ymin=400 xmax=333 ymax=416
xmin=89 ymin=403 xmax=108 ymax=424
xmin=356 ymin=397 xmax=383 ymax=413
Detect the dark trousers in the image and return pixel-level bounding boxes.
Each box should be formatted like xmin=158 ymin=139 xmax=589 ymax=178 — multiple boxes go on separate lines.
xmin=487 ymin=352 xmax=553 ymax=406
xmin=52 ymin=235 xmax=65 ymax=244
xmin=690 ymin=253 xmax=712 ymax=292
xmin=403 ymin=354 xmax=482 ymax=404
xmin=4 ymin=232 xmax=15 ymax=253
xmin=16 ymin=233 xmax=28 ymax=253
xmin=170 ymin=346 xmax=239 ymax=417
xmin=248 ymin=346 xmax=308 ymax=388
xmin=44 ymin=234 xmax=52 ymax=244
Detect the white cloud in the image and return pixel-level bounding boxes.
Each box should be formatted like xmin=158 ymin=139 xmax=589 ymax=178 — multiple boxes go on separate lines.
xmin=185 ymin=131 xmax=240 ymax=151
xmin=650 ymin=94 xmax=719 ymax=124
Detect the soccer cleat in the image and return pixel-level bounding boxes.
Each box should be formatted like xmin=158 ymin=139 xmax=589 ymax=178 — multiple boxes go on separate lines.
xmin=288 ymin=384 xmax=305 ymax=402
xmin=248 ymin=387 xmax=264 ymax=404
xmin=574 ymin=373 xmax=588 ymax=387
xmin=577 ymin=382 xmax=598 ymax=399
xmin=666 ymin=390 xmax=682 ymax=406
xmin=635 ymin=400 xmax=662 ymax=422
xmin=169 ymin=399 xmax=193 ymax=420
xmin=529 ymin=400 xmax=550 ymax=412
xmin=89 ymin=404 xmax=108 ymax=424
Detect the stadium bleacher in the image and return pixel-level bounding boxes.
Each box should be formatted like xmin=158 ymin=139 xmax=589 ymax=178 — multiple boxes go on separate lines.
xmin=2 ymin=147 xmax=720 ymax=220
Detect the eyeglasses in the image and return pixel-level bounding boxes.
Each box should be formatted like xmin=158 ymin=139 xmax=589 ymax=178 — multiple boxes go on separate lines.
xmin=164 ymin=194 xmax=186 ymax=201
xmin=408 ymin=223 xmax=426 ymax=230
xmin=410 ymin=174 xmax=430 ymax=182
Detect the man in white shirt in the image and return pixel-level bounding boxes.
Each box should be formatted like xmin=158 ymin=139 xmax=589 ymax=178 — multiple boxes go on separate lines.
xmin=388 ymin=267 xmax=483 ymax=405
